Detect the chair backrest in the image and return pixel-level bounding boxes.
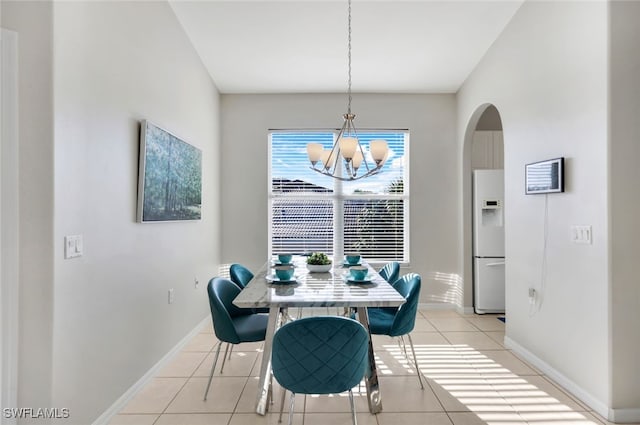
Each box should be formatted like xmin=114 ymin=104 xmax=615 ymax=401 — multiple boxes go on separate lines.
xmin=272 ymin=316 xmax=369 ymax=395
xmin=207 ymin=277 xmax=253 ymax=344
xmin=389 ymin=273 xmax=421 ymax=337
xmin=378 ymin=262 xmax=400 ymax=284
xmin=229 ymin=263 xmax=254 ymax=288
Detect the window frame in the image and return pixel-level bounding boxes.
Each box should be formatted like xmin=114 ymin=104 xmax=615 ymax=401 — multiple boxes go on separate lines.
xmin=268 ymin=129 xmax=410 ymax=265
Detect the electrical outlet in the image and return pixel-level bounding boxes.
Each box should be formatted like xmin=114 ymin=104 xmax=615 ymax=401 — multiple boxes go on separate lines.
xmin=168 ymin=288 xmax=174 ymax=304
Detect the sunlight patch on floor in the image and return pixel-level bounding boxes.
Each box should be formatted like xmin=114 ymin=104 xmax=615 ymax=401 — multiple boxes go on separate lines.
xmin=379 ymin=343 xmax=599 ymax=425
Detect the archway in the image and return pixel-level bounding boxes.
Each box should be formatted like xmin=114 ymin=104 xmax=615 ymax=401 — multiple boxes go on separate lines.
xmin=461 ymin=104 xmax=504 ymax=315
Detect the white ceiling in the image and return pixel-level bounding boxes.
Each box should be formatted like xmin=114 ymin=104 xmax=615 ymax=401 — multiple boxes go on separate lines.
xmin=169 ymin=0 xmax=524 ymax=94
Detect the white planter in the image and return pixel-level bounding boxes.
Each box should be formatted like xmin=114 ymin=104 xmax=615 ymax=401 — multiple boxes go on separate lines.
xmin=306 ymin=264 xmax=332 ymax=273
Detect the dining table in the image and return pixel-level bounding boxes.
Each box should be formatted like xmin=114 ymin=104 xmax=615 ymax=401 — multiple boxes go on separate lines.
xmin=233 ymin=255 xmax=406 ymax=416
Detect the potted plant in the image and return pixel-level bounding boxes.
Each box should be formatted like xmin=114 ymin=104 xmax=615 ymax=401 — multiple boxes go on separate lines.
xmin=306 ymin=252 xmax=332 ymax=273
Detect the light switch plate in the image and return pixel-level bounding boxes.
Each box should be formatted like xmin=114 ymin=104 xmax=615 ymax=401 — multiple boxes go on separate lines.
xmin=64 ymin=234 xmax=83 ymax=259
xmin=570 ymin=225 xmax=592 ymax=244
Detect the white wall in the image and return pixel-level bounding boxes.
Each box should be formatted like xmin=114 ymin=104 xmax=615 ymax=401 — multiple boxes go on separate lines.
xmin=50 ymin=2 xmax=220 ymax=423
xmin=609 ymin=0 xmax=640 ymax=415
xmin=221 ymin=94 xmax=461 ymax=304
xmin=458 ymin=0 xmax=610 ymax=413
xmin=1 ymin=0 xmax=56 ymax=414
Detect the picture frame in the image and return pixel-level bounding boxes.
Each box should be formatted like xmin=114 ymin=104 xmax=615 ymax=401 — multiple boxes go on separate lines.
xmin=525 ymin=157 xmax=564 ymax=195
xmin=137 ymin=120 xmax=202 ymax=222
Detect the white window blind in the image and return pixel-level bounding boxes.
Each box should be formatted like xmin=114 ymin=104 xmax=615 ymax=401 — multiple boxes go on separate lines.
xmin=271 ymin=198 xmax=333 ymax=254
xmin=269 ymin=131 xmax=409 ymax=262
xmin=344 ymin=198 xmax=405 ymax=262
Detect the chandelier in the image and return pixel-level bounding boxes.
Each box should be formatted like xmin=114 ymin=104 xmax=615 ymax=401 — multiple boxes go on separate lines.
xmin=306 ymin=0 xmax=388 ymax=181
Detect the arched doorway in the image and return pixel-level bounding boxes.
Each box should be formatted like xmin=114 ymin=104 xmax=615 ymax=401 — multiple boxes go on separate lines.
xmin=462 ymin=104 xmax=505 ymax=315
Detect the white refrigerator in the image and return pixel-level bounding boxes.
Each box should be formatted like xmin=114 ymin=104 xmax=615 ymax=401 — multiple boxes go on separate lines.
xmin=473 ymin=170 xmax=505 ymax=314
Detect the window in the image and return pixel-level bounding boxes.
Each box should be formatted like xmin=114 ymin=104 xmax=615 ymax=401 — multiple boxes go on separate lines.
xmin=269 ymin=130 xmax=409 ymax=263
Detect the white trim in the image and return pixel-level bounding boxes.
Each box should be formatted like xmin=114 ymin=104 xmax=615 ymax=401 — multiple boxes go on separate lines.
xmin=610 ymin=408 xmax=640 ymax=423
xmin=267 ymin=130 xmax=410 ymax=263
xmin=92 ymin=317 xmax=210 ymax=425
xmin=419 ymin=302 xmax=459 ymax=311
xmin=504 ymin=336 xmax=615 ymax=421
xmin=457 ymin=306 xmax=475 ymax=315
xmin=1 ymin=28 xmax=19 ymax=425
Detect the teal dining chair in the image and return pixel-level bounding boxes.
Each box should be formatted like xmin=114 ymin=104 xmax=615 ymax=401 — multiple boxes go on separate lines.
xmin=272 ymin=316 xmax=369 ymax=425
xmin=229 ymin=263 xmax=254 ymax=288
xmin=204 ymin=277 xmax=268 ymax=400
xmin=229 ymin=263 xmax=270 ymax=316
xmin=367 ymin=273 xmax=424 ymax=389
xmin=378 ymin=261 xmax=400 ymax=284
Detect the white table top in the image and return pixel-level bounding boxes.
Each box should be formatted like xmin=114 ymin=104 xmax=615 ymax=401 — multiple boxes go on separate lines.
xmin=233 ymin=256 xmax=406 ymax=309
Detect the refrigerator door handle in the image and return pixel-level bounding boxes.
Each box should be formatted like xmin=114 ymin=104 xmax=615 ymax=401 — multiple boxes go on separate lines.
xmin=486 ymin=261 xmax=505 ymax=267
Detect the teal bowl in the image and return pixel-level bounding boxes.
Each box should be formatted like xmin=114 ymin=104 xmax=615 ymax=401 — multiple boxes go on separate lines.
xmin=345 ymin=254 xmax=361 ymax=265
xmin=278 ymin=254 xmax=293 ymax=264
xmin=275 ymin=265 xmax=295 ymax=281
xmin=349 ymin=266 xmax=368 ymax=281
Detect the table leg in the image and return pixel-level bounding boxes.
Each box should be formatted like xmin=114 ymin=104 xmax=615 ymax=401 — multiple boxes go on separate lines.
xmin=357 ymin=307 xmax=382 ymax=414
xmin=256 ymin=307 xmax=280 ymax=415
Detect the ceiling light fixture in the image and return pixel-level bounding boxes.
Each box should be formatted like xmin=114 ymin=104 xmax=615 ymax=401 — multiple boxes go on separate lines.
xmin=306 ymin=0 xmax=388 ymax=181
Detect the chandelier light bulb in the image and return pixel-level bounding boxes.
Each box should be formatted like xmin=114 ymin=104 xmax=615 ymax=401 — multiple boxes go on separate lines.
xmin=321 ymin=149 xmax=337 ymax=170
xmin=352 ymin=150 xmax=364 ymax=171
xmin=306 ymin=143 xmax=324 ymax=165
xmin=370 ymin=140 xmax=389 ymax=165
xmin=339 ymin=137 xmax=358 ymax=160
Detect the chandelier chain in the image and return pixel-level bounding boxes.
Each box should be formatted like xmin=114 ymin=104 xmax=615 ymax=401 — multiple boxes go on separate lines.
xmin=347 ymin=0 xmax=352 ymax=114
xmin=305 ymin=0 xmax=388 ymax=181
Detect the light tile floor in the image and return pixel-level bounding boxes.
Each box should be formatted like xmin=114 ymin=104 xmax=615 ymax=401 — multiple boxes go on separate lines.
xmin=111 ymin=309 xmax=625 ymax=425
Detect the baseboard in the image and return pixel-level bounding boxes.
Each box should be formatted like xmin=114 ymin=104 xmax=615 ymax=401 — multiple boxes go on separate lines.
xmin=457 ymin=306 xmax=475 ymax=315
xmin=609 ymin=408 xmax=640 ymax=423
xmin=92 ymin=316 xmax=210 ymax=425
xmin=417 ymin=303 xmax=474 ymax=315
xmin=419 ymin=302 xmax=458 ymax=311
xmin=504 ymin=336 xmax=613 ymax=421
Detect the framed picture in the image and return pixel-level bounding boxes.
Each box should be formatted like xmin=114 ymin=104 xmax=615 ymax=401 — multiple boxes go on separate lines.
xmin=137 ymin=120 xmax=202 ymax=222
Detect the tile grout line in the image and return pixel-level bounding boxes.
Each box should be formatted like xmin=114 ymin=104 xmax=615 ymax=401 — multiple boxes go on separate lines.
xmin=150 ymin=333 xmax=218 ymax=425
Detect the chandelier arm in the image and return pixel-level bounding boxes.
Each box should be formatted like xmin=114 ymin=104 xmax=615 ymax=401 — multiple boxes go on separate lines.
xmin=328 ymin=118 xmax=350 ymax=174
xmin=310 ymin=166 xmax=381 ymax=182
xmin=357 ymin=140 xmax=372 ymax=173
xmin=337 ymin=116 xmax=349 ymax=138
xmin=328 ymin=146 xmax=340 ymax=175
xmin=347 ymin=117 xmax=355 ymax=138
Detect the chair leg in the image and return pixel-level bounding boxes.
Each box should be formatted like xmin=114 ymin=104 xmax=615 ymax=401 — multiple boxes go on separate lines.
xmin=278 ymin=387 xmax=287 ymax=423
xmin=203 ymin=342 xmax=222 ymax=401
xmin=399 ymin=335 xmax=409 ymax=360
xmin=287 ymin=392 xmax=296 ymax=425
xmin=269 ymin=375 xmax=274 ymax=406
xmin=220 ymin=343 xmax=230 ymax=373
xmin=348 ymin=389 xmax=358 ymax=425
xmin=227 ymin=344 xmax=234 ymax=360
xmin=407 ymin=334 xmax=424 ymax=389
